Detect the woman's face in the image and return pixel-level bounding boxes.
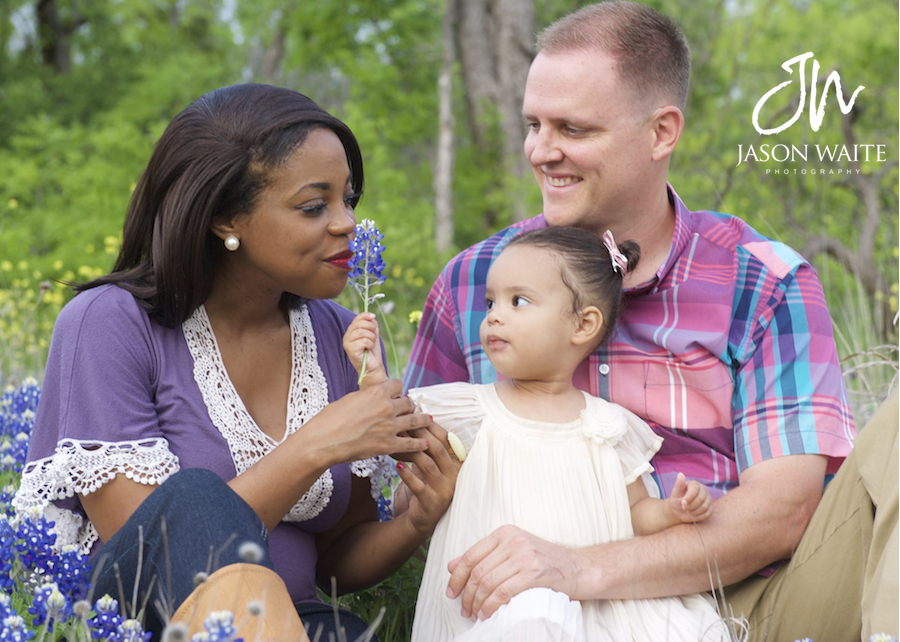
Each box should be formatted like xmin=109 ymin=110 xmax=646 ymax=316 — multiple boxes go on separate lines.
xmin=228 ymin=128 xmax=359 ymax=300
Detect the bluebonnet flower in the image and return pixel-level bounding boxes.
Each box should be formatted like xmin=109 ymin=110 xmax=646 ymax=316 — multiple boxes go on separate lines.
xmin=89 ymin=594 xmax=123 ymax=641
xmin=347 ymin=219 xmax=386 ymax=290
xmin=0 ymin=519 xmax=16 ymax=590
xmin=0 ymin=487 xmax=15 ymax=519
xmin=117 ymin=619 xmax=152 ymax=642
xmin=0 ymin=379 xmax=38 ymax=480
xmin=28 ymin=582 xmax=71 ymax=632
xmin=50 ymin=544 xmax=91 ymax=602
xmin=14 ymin=514 xmax=56 ymax=575
xmin=376 ymin=494 xmax=392 ymax=522
xmin=0 ymin=593 xmax=11 ymax=620
xmin=0 ymin=615 xmax=35 ymax=641
xmin=347 ymin=219 xmax=387 ymax=383
xmin=191 ymin=611 xmax=243 ymax=642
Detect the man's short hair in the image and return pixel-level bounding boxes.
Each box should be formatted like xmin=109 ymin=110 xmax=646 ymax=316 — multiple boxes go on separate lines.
xmin=536 ymin=1 xmax=691 ymax=111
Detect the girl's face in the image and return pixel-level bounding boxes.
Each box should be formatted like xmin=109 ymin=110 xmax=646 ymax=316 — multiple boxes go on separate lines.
xmin=226 ymin=128 xmax=359 ymax=300
xmin=479 ymin=244 xmax=582 ymax=382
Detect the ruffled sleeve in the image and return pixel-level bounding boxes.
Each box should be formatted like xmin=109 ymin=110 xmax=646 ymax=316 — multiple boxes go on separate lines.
xmin=408 ymin=382 xmax=487 ymax=453
xmin=13 ymin=286 xmax=180 ymax=553
xmin=581 ymin=395 xmax=662 ymax=493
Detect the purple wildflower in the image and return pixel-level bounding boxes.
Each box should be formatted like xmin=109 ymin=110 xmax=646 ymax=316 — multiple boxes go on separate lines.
xmin=89 ymin=594 xmax=123 ymax=641
xmin=0 ymin=519 xmax=16 ymax=590
xmin=28 ymin=582 xmax=71 ymax=632
xmin=14 ymin=515 xmax=56 ymax=575
xmin=193 ymin=611 xmax=243 ymax=642
xmin=0 ymin=614 xmax=35 ymax=641
xmin=347 ymin=219 xmax=387 ymax=383
xmin=50 ymin=544 xmax=91 ymax=602
xmin=117 ymin=619 xmax=153 ymax=642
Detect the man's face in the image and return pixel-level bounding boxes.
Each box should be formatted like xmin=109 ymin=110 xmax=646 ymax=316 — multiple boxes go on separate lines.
xmin=522 ymin=49 xmax=655 ymax=234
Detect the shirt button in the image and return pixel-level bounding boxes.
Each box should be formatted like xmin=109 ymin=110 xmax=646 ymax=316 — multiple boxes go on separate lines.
xmin=599 ymin=364 xmax=610 ymax=375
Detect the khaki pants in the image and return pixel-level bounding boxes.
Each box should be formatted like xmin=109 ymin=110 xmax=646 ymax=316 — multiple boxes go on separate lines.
xmin=725 ymin=391 xmax=899 ymax=641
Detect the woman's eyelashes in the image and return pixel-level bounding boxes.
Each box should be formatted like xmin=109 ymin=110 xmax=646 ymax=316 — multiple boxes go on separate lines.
xmin=298 ymin=192 xmax=361 ymax=215
xmin=344 ymin=192 xmax=361 ymax=209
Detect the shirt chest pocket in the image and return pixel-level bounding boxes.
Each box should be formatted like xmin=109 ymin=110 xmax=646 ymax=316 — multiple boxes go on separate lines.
xmin=642 ymin=360 xmax=733 ymax=431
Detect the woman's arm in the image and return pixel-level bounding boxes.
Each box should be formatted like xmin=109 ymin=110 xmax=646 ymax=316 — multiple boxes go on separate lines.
xmin=627 ymin=472 xmax=712 ymax=536
xmin=315 ymin=426 xmax=459 ymax=593
xmin=80 ymin=379 xmax=431 ymax=540
xmin=80 ymin=477 xmax=158 ymax=542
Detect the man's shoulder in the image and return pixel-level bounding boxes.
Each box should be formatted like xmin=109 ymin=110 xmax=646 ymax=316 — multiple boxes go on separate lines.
xmin=441 ymin=215 xmax=548 ymax=283
xmin=688 ymin=207 xmax=807 ymax=280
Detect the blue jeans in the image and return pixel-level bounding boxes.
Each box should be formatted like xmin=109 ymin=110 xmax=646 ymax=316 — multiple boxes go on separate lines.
xmin=91 ymin=468 xmax=377 ymax=641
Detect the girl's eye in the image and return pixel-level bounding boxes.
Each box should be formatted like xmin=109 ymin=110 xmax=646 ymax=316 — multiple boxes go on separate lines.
xmin=344 ymin=193 xmax=361 ymax=209
xmin=513 ymin=296 xmax=529 ymax=307
xmin=485 ymin=299 xmax=494 ymax=310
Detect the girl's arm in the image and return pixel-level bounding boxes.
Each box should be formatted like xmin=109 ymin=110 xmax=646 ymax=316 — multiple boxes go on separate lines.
xmin=315 ymin=426 xmax=459 ymax=592
xmin=627 ymin=472 xmax=712 ymax=536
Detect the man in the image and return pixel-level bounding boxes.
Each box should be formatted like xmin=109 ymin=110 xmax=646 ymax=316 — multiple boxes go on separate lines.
xmin=404 ymin=2 xmax=898 ymax=639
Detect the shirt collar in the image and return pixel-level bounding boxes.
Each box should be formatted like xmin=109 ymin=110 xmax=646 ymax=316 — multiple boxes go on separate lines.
xmin=624 ymin=183 xmax=693 ymax=295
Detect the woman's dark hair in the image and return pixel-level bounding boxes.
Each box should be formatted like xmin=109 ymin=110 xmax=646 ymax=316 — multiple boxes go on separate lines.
xmin=77 ymin=83 xmax=364 ymax=327
xmin=505 ymin=226 xmax=640 ymax=346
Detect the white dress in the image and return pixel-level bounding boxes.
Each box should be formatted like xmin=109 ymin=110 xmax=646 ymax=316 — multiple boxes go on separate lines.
xmin=409 ymin=382 xmax=732 ymax=642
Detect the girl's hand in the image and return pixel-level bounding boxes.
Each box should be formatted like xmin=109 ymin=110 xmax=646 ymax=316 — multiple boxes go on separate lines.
xmin=396 ymin=421 xmax=461 ymax=536
xmin=342 ymin=312 xmax=387 ymax=385
xmin=666 ymin=472 xmax=713 ymax=524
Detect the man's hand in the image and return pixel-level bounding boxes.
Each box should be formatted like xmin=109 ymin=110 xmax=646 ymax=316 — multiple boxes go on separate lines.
xmin=446 ymin=525 xmax=583 ymax=620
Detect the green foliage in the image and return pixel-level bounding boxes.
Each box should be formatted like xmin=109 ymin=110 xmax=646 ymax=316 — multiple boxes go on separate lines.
xmin=323 ymin=556 xmax=426 ymax=642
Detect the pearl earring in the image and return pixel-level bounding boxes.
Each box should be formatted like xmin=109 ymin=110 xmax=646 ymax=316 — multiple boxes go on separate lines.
xmin=224 ymin=235 xmax=240 ymax=251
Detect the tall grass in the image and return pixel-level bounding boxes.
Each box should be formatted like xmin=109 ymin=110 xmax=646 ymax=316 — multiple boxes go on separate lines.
xmin=824 ymin=269 xmax=899 ymax=426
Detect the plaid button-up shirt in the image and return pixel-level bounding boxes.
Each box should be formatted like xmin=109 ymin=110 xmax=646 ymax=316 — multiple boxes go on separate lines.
xmin=404 ymin=186 xmax=855 ymax=499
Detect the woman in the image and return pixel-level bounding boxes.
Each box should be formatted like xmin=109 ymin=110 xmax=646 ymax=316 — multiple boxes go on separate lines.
xmin=14 ymin=84 xmax=457 ymax=640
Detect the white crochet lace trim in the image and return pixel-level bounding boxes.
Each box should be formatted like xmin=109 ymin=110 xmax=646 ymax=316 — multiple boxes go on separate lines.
xmin=184 ymin=304 xmax=340 ymax=522
xmin=13 ymin=437 xmax=180 ymax=553
xmin=350 ymin=456 xmax=396 ymax=504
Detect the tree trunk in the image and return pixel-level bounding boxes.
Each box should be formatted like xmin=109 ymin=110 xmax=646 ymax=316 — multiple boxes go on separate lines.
xmin=36 ymin=0 xmax=70 ymax=74
xmin=455 ymin=0 xmax=534 ymax=222
xmin=493 ymin=0 xmax=533 ymax=220
xmin=434 ymin=0 xmax=457 ymax=253
xmin=456 ymin=0 xmax=497 ymax=154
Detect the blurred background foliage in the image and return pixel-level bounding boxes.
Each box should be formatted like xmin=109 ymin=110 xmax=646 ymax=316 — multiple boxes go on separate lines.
xmin=0 ymin=0 xmax=897 ymax=412
xmin=0 ymin=1 xmax=897 ymax=638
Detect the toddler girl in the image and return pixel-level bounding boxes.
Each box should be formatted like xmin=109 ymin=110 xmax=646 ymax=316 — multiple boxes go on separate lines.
xmin=344 ymin=227 xmax=732 ymax=641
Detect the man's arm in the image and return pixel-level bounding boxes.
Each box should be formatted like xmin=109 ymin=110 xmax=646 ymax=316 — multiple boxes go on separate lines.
xmin=447 ymin=453 xmax=827 ymax=619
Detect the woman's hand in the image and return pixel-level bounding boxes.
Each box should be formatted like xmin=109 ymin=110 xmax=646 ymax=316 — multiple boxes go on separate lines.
xmin=342 ymin=312 xmax=387 ymax=387
xmin=396 ymin=421 xmax=461 ymax=536
xmin=306 ymin=379 xmax=431 ymax=465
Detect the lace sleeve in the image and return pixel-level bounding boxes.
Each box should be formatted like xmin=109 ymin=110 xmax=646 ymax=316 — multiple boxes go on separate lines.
xmin=13 ymin=437 xmax=180 ymax=553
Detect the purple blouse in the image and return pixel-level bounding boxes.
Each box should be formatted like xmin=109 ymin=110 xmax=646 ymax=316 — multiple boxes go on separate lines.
xmin=16 ymin=284 xmax=388 ymax=604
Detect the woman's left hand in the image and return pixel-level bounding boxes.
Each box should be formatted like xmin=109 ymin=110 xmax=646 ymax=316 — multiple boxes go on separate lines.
xmin=396 ymin=420 xmax=460 ymax=536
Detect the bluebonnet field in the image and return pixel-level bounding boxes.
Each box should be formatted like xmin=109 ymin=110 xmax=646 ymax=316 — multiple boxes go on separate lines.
xmin=0 ymin=380 xmax=247 ymax=642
